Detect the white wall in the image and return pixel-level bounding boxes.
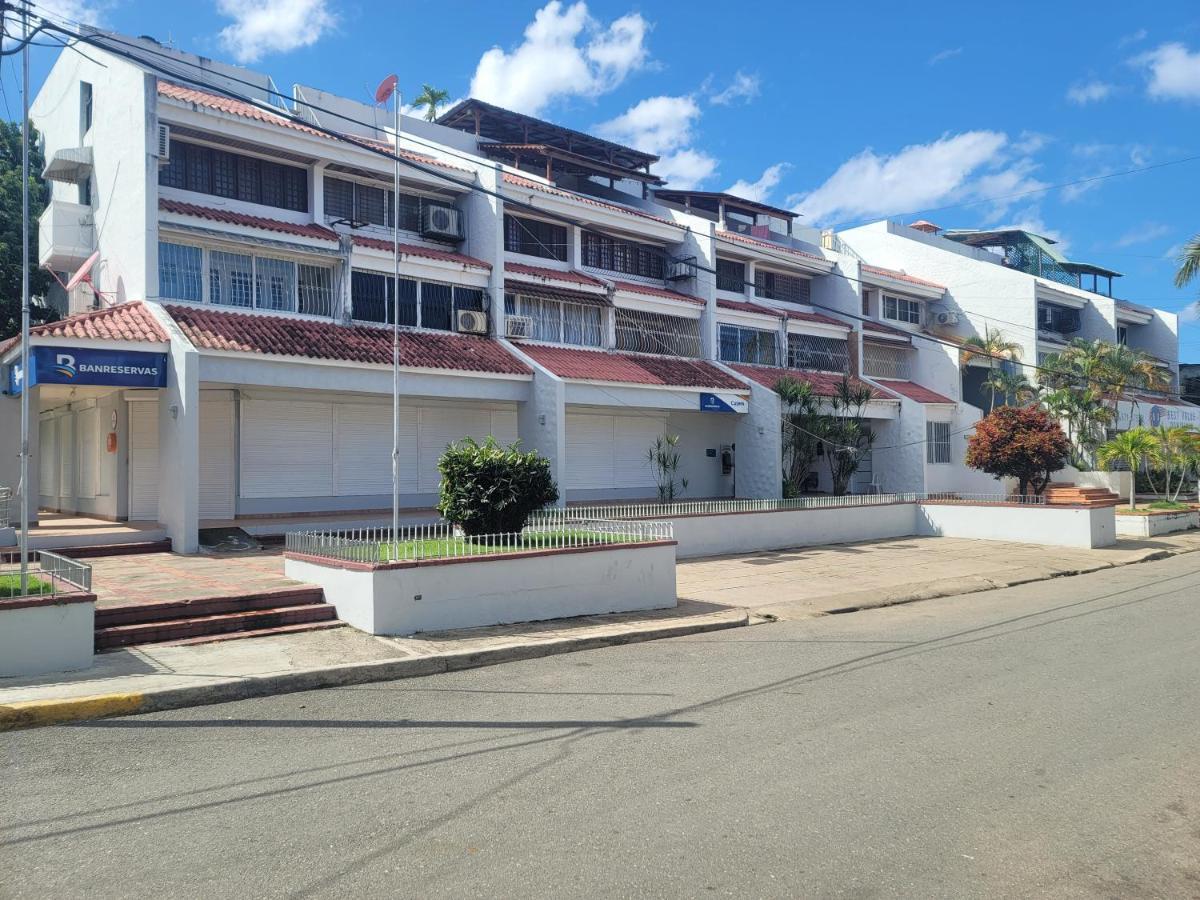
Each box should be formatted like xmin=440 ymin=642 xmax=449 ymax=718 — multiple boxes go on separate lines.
xmin=1115 ymin=510 xmax=1198 ymax=537
xmin=286 ymin=542 xmax=677 ymax=635
xmin=916 ymin=502 xmax=1115 ymax=548
xmin=726 ymin=374 xmax=782 ymax=499
xmin=0 ymin=597 xmax=94 ymax=676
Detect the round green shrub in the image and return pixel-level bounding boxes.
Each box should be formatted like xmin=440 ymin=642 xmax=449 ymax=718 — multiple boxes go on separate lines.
xmin=436 ymin=437 xmax=559 ymax=537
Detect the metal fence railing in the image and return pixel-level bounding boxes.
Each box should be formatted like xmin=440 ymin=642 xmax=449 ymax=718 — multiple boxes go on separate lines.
xmin=0 ymin=550 xmax=92 ymax=599
xmin=286 ymin=518 xmax=674 ymax=565
xmin=0 ymin=485 xmax=11 ymax=529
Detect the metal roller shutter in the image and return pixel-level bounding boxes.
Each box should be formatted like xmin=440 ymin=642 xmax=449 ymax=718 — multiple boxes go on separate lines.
xmin=199 ymin=397 xmax=236 ymax=518
xmin=76 ymin=407 xmax=98 ymax=499
xmin=128 ymin=402 xmax=159 ymax=520
xmin=58 ymin=413 xmax=74 ymax=502
xmin=614 ymin=415 xmax=662 ymax=489
xmin=39 ymin=417 xmax=58 ymax=499
xmin=335 ymin=403 xmax=417 ymax=496
xmin=417 ymin=407 xmax=494 ymax=493
xmin=241 ymin=399 xmax=334 ymax=498
xmin=566 ymin=413 xmax=664 ymax=490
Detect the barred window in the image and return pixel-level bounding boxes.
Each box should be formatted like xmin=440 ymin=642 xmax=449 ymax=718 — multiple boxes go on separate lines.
xmin=209 ymin=250 xmax=254 ymax=308
xmin=716 ymin=258 xmax=745 ymax=293
xmin=298 ymin=265 xmax=335 ymax=317
xmin=756 ymin=269 xmax=810 ymax=304
xmin=158 ymin=242 xmax=202 ymax=301
xmin=615 ymin=309 xmax=702 ymax=358
xmin=883 ymin=294 xmax=921 ymax=325
xmin=505 ymin=293 xmax=603 ymax=347
xmin=581 ymin=231 xmax=664 ymax=279
xmin=351 ymin=271 xmax=478 ymax=331
xmin=322 ymin=176 xmax=428 ymax=230
xmin=505 ymin=215 xmax=568 ymax=261
xmin=158 ymin=139 xmax=308 ymax=212
xmin=926 ymin=421 xmax=951 ymax=464
xmin=863 ymin=341 xmax=913 ymax=379
xmin=788 ymin=334 xmax=849 ymax=372
xmin=719 ymin=323 xmax=779 ymax=366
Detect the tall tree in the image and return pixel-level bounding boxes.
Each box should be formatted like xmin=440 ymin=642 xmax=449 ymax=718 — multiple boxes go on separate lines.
xmin=411 ymin=85 xmax=450 ymax=122
xmin=1174 ymin=233 xmax=1200 ymax=302
xmin=965 ymin=405 xmax=1070 ymax=496
xmin=960 ymin=326 xmax=1022 ymax=411
xmin=776 ymin=376 xmax=822 ymax=496
xmin=1097 ymin=427 xmax=1156 ymax=509
xmin=1 ymin=120 xmax=55 ymax=340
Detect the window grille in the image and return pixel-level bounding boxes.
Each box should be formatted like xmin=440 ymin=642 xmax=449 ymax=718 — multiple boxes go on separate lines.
xmin=926 ymin=421 xmax=951 ymax=464
xmin=882 ymin=294 xmax=921 ymax=325
xmin=719 ymin=324 xmax=779 ymax=366
xmin=351 ymin=271 xmax=480 ymax=331
xmin=209 ymin=250 xmax=254 ymax=308
xmin=756 ymin=269 xmax=810 ymax=304
xmin=158 ymin=242 xmax=202 ymax=301
xmin=255 ymin=257 xmax=296 ymax=311
xmin=716 ymin=258 xmax=745 ymax=293
xmin=788 ymin=334 xmax=849 ymax=372
xmin=505 ymin=293 xmax=603 ymax=347
xmin=158 ymin=140 xmax=308 ymax=212
xmin=504 ymin=215 xmax=568 ymax=261
xmin=581 ymin=231 xmax=664 ymax=279
xmin=323 ymin=176 xmax=427 ymax=230
xmin=862 ymin=341 xmax=913 ymax=379
xmin=298 ymin=265 xmax=335 ymax=317
xmin=615 ymin=309 xmax=702 ymax=357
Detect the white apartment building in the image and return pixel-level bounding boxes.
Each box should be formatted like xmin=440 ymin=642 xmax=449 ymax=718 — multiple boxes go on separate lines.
xmin=1 ymin=31 xmax=1183 ymax=552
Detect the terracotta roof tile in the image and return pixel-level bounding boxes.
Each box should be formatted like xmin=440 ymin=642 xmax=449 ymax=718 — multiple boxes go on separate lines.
xmin=0 ymin=302 xmax=168 ymax=357
xmin=611 ymin=280 xmax=705 ymax=306
xmin=872 ymin=378 xmax=954 ymax=404
xmin=164 ymin=304 xmax=529 ymax=375
xmin=717 ymin=298 xmax=782 ymax=317
xmin=519 ymin=344 xmax=745 ymax=389
xmin=352 ymin=236 xmax=491 ymax=269
xmin=503 ymin=173 xmax=680 ymax=227
xmin=159 ymin=198 xmax=338 ymax=241
xmin=861 ymin=263 xmax=945 ymax=290
xmin=717 ymin=229 xmax=828 ymax=263
xmin=728 ymin=363 xmax=881 ymax=399
xmin=505 ymin=262 xmax=607 ymax=287
xmin=863 ymin=319 xmax=915 ymax=340
xmin=784 ymin=309 xmax=851 ymax=328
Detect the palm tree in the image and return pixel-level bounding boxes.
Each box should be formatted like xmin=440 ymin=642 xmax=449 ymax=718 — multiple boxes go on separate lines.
xmin=776 ymin=376 xmax=822 ymax=496
xmin=1150 ymin=425 xmax=1198 ymax=502
xmin=960 ymin=326 xmax=1023 ymax=411
xmin=984 ymin=369 xmax=1035 ymax=407
xmin=1174 ymin=233 xmax=1200 ymax=292
xmin=1097 ymin=428 xmax=1157 ymax=509
xmin=412 ymin=84 xmax=450 ymax=122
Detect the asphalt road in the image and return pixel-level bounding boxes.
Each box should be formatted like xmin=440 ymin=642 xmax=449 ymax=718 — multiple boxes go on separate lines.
xmin=3 ymin=553 xmax=1200 ymax=899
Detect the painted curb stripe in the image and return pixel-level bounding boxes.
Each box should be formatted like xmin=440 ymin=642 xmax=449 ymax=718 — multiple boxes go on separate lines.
xmin=0 ymin=692 xmax=145 ymax=732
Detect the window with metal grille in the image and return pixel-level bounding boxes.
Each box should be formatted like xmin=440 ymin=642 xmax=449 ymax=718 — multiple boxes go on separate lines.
xmin=209 ymin=250 xmax=254 ymax=308
xmin=298 ymin=265 xmax=335 ymax=317
xmin=788 ymin=334 xmax=849 ymax=372
xmin=614 ymin=309 xmax=702 ymax=357
xmin=581 ymin=231 xmax=664 ymax=279
xmin=504 ymin=215 xmax=568 ymax=260
xmin=882 ymin=294 xmax=921 ymax=325
xmin=862 ymin=341 xmax=913 ymax=379
xmin=719 ymin=324 xmax=779 ymax=366
xmin=505 ymin=293 xmax=603 ymax=346
xmin=158 ymin=139 xmax=308 ymax=212
xmin=322 ymin=176 xmax=426 ymax=230
xmin=755 ymin=269 xmax=810 ymax=304
xmin=351 ymin=271 xmax=479 ymax=330
xmin=716 ymin=258 xmax=745 ymax=293
xmin=926 ymin=421 xmax=951 ymax=464
xmin=158 ymin=242 xmax=202 ymax=301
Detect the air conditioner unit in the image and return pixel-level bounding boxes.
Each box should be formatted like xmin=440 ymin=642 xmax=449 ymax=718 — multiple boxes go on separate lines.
xmin=505 ymin=315 xmax=534 ymax=339
xmin=456 ymin=309 xmax=488 ymax=335
xmin=155 ymin=123 xmax=170 ymax=164
xmin=420 ymin=203 xmax=463 ymax=242
xmin=934 ymin=310 xmax=960 ymax=327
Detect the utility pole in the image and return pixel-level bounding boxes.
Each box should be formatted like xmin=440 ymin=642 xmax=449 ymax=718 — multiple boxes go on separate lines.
xmin=17 ymin=0 xmax=31 ymax=593
xmin=374 ymin=74 xmax=401 ymax=550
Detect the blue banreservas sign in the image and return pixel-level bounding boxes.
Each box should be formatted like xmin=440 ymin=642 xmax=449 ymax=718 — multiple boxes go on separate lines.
xmin=699 ymin=392 xmax=748 ymax=414
xmin=8 ymin=346 xmax=168 ymax=395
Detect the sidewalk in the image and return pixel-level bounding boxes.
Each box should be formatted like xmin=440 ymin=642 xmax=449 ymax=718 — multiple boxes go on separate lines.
xmin=3 ymin=530 xmax=1198 ymax=730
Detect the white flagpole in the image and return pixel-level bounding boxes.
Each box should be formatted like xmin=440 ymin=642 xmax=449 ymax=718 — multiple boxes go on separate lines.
xmin=391 ymin=87 xmax=401 ymax=549
xmin=18 ymin=0 xmax=31 ymax=593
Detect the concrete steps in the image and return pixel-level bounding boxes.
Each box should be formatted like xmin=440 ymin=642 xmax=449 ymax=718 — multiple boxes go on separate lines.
xmin=1043 ymin=484 xmax=1121 ymax=507
xmin=94 ymin=587 xmax=340 ymax=650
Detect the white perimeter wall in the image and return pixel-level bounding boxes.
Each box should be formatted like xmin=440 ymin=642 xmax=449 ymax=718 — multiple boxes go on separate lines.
xmin=0 ymin=599 xmax=94 ymax=677
xmin=916 ymin=503 xmax=1115 ymax=548
xmin=287 ymin=543 xmax=677 ymax=635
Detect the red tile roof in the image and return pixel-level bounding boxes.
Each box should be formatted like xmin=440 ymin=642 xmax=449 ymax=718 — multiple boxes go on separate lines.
xmin=784 ymin=309 xmax=851 ymax=328
xmin=505 ymin=262 xmax=607 ymax=287
xmin=159 ymin=198 xmax=338 ymax=241
xmin=716 ymin=229 xmax=828 ymax=263
xmin=716 ymin=298 xmax=850 ymax=329
xmin=0 ymin=302 xmax=168 ymax=357
xmin=717 ymin=298 xmax=782 ymax=317
xmin=860 ymin=263 xmax=945 ymax=291
xmin=872 ymin=379 xmax=954 ymax=404
xmin=863 ymin=319 xmax=914 ymax=341
xmin=728 ymin=364 xmax=882 ymax=398
xmin=352 ymin=235 xmax=491 ymax=269
xmin=164 ymin=305 xmax=530 ymax=375
xmin=158 ymin=83 xmax=463 ymax=172
xmin=519 ymin=344 xmax=745 ymax=389
xmin=503 ymin=173 xmax=680 ymax=227
xmin=612 ymin=280 xmax=705 ymax=306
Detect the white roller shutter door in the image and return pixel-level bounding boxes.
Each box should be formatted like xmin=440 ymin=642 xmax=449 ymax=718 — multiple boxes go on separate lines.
xmin=76 ymin=407 xmax=98 ymax=499
xmin=566 ymin=413 xmax=663 ymax=491
xmin=199 ymin=397 xmax=236 ymax=518
xmin=614 ymin=415 xmax=662 ymax=489
xmin=417 ymin=407 xmax=493 ymax=493
xmin=128 ymin=402 xmax=159 ymax=520
xmin=241 ymin=399 xmax=334 ymax=498
xmin=57 ymin=413 xmax=74 ymax=502
xmin=335 ymin=403 xmax=417 ymax=496
xmin=39 ymin=417 xmax=58 ymax=498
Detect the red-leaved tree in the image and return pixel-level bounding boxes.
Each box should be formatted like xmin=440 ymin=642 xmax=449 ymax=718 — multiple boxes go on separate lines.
xmin=965 ymin=405 xmax=1070 ymax=496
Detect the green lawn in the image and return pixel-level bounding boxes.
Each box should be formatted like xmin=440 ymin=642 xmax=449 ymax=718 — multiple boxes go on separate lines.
xmin=0 ymin=574 xmax=54 ymax=599
xmin=1117 ymin=501 xmax=1196 ymax=516
xmin=359 ymin=529 xmax=643 ymax=562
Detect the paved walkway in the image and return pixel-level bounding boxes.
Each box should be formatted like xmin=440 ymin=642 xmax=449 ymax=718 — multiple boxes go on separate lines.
xmin=84 ymin=549 xmax=301 ymax=608
xmin=677 ymin=531 xmax=1200 ymax=620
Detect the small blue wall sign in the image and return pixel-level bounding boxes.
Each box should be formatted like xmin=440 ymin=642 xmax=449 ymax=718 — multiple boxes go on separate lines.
xmin=699 ymin=392 xmax=748 ymax=414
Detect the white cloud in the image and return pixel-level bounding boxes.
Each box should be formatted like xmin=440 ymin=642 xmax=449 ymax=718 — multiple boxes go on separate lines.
xmin=791 ymin=131 xmax=1050 ymax=225
xmin=595 ymin=94 xmax=717 ymax=188
xmin=709 ymin=71 xmax=760 ymax=105
xmin=1118 ymin=28 xmax=1148 ymax=48
xmin=1061 ymin=143 xmax=1151 ymax=201
xmin=656 ymin=149 xmax=719 ymax=190
xmin=726 ymin=163 xmax=790 ymax=203
xmin=928 ymin=47 xmax=962 ymax=66
xmin=1115 ymin=223 xmax=1172 ymax=247
xmin=468 ymin=2 xmax=650 ymax=115
xmin=216 ymin=0 xmax=337 ymax=63
xmin=1066 ymin=80 xmax=1114 ymax=104
xmin=1 ymin=0 xmax=108 ymax=48
xmin=1132 ymin=42 xmax=1200 ymax=102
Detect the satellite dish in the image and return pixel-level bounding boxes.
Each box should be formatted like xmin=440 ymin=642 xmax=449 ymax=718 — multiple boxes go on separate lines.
xmin=65 ymin=250 xmax=101 ymax=291
xmin=374 ymin=74 xmax=399 ymax=105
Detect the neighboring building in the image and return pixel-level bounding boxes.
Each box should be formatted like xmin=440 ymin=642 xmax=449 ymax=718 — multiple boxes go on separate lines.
xmin=0 ymin=32 xmax=1181 ymax=551
xmin=1182 ymin=363 xmax=1200 ymax=405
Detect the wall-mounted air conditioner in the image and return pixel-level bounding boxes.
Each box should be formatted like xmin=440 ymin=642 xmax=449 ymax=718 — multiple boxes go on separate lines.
xmin=420 ymin=203 xmax=463 ymax=242
xmin=155 ymin=123 xmax=170 ymax=164
xmin=505 ymin=315 xmax=533 ymax=339
xmin=456 ymin=309 xmax=488 ymax=335
xmin=934 ymin=310 xmax=960 ymax=327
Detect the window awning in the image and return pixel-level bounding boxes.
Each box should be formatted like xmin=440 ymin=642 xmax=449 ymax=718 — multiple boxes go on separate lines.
xmin=503 ymin=279 xmax=611 ymax=306
xmin=42 ymin=146 xmax=93 ymax=183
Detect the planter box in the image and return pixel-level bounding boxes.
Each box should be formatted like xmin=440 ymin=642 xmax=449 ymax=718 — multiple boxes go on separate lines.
xmin=285 ymin=541 xmax=677 ymax=636
xmin=916 ymin=502 xmax=1116 ymax=549
xmin=1115 ymin=510 xmax=1200 ymax=538
xmin=0 ymin=593 xmax=95 ymax=677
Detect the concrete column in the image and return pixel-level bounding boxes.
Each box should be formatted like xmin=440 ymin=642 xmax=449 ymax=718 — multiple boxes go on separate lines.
xmin=744 ymin=260 xmax=756 ymax=302
xmin=463 ymin=164 xmax=505 ymax=337
xmin=157 ymin=339 xmax=200 ymax=552
xmin=312 ymin=161 xmax=327 ymax=222
xmin=569 ymin=225 xmax=583 ymax=270
xmin=506 ymin=342 xmax=567 ymax=506
xmin=733 ymin=379 xmax=782 ymax=499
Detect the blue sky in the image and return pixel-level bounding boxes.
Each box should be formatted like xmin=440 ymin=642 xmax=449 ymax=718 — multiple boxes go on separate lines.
xmin=4 ymin=0 xmax=1200 ymax=359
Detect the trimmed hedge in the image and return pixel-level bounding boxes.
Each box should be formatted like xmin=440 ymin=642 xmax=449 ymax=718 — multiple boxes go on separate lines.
xmin=436 ymin=437 xmax=559 ymax=537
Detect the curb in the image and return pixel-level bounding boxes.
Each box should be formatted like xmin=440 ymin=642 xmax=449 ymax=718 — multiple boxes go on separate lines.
xmin=0 ymin=610 xmax=749 ymax=732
